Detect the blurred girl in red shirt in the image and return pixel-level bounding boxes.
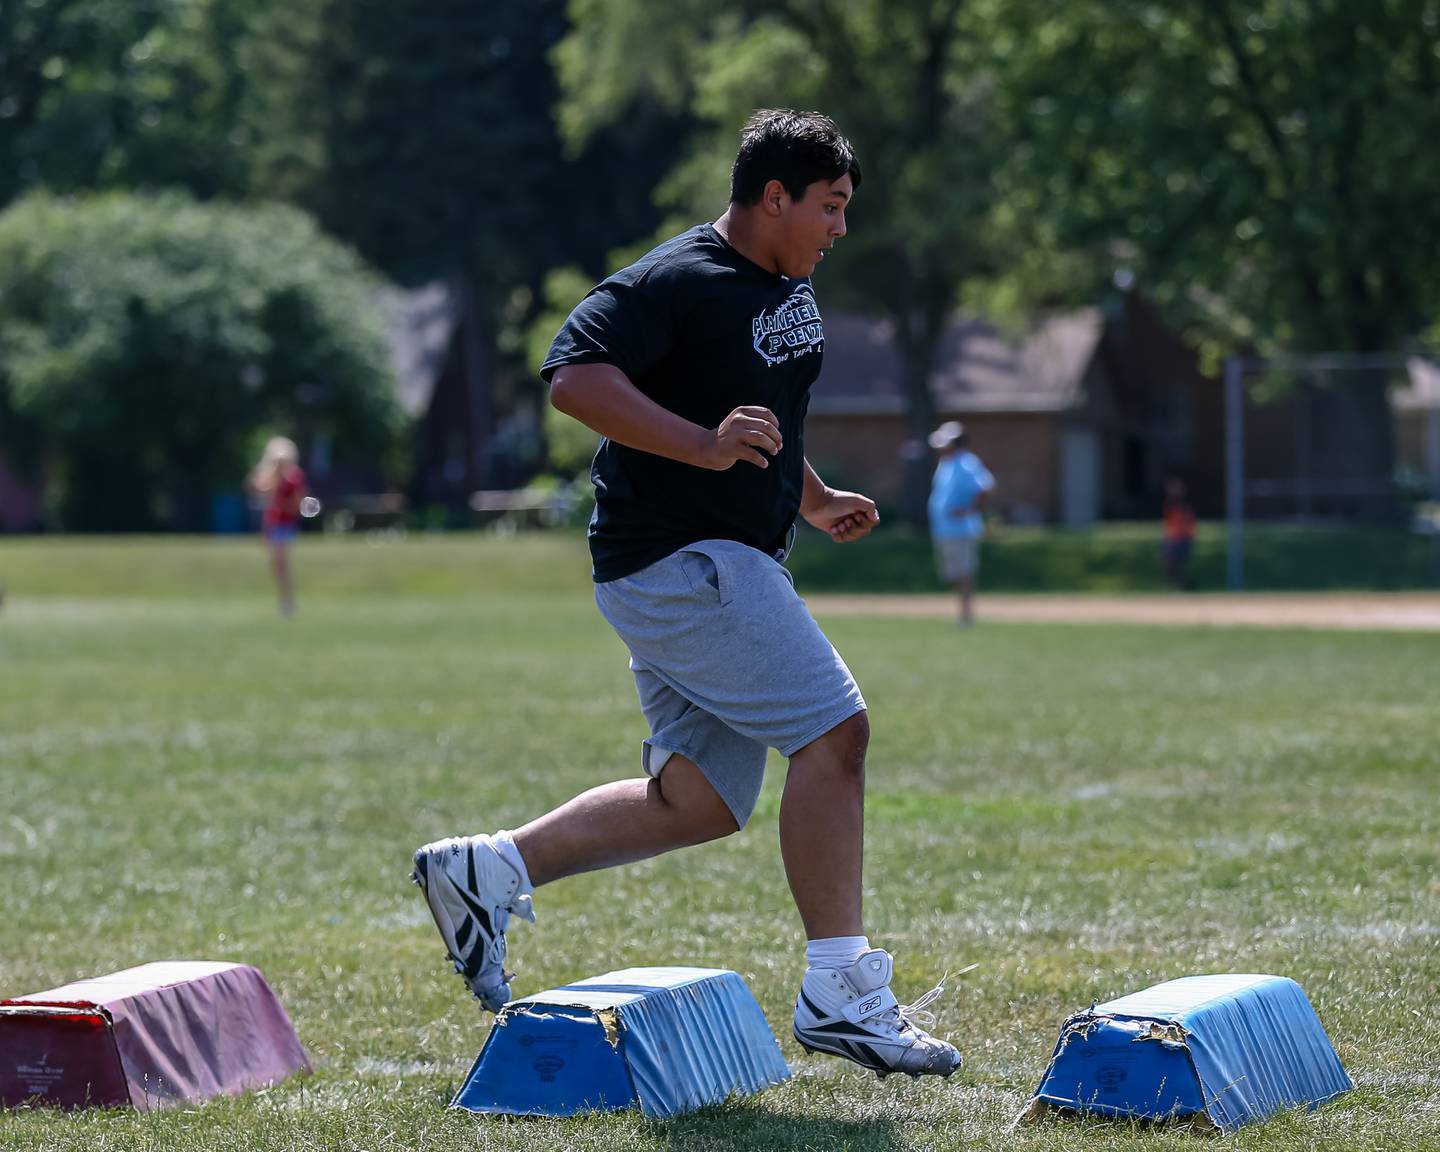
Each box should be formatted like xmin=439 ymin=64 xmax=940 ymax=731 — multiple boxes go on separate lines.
xmin=247 ymin=437 xmax=308 ymax=617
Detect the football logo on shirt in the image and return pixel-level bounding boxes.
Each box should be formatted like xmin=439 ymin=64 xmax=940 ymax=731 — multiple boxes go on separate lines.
xmin=752 ymin=283 xmax=824 ymax=366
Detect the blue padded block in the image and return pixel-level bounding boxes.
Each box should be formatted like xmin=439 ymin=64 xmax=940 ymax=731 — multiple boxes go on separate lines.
xmin=451 ymin=966 xmax=790 ymax=1118
xmin=1030 ymin=974 xmax=1352 ymax=1132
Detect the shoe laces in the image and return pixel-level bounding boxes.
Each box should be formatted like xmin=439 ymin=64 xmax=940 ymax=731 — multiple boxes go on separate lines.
xmin=887 ymin=973 xmax=950 ymax=1032
xmin=886 ymin=961 xmax=978 ymax=1033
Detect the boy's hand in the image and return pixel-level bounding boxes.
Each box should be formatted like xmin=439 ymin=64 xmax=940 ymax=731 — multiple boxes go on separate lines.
xmin=699 ymin=406 xmax=783 ymax=470
xmin=802 ymin=489 xmax=879 ymax=542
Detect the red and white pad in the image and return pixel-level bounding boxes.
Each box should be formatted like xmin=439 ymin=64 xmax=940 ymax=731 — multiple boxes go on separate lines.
xmin=0 ymin=961 xmax=310 ymax=1109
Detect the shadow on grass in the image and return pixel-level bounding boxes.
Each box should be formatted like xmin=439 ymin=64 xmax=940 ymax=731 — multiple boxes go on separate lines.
xmin=1019 ymin=1100 xmax=1219 ymax=1136
xmin=654 ymin=1098 xmax=902 ymax=1151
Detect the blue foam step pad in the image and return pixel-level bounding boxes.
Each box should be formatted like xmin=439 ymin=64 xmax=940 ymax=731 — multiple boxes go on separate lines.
xmin=450 ymin=966 xmax=790 ymax=1118
xmin=1025 ymin=973 xmax=1352 ymax=1132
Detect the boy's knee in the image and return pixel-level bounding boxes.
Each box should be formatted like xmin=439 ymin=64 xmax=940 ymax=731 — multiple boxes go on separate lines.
xmin=842 ymin=714 xmax=869 ymax=784
xmin=849 ymin=708 xmax=871 ymax=743
xmin=832 ymin=710 xmax=869 ymax=764
xmin=795 ymin=710 xmax=869 ymax=780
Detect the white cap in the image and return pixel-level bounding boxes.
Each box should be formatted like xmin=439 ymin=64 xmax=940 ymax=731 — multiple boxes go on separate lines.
xmin=927 ymin=421 xmax=965 ymax=450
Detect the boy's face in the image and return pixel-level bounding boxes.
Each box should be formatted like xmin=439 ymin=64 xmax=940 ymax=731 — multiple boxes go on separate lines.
xmin=774 ymin=174 xmax=852 ymax=278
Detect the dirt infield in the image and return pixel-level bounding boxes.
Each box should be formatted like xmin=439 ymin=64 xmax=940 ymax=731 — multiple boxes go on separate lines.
xmin=807 ymin=592 xmax=1440 ymax=632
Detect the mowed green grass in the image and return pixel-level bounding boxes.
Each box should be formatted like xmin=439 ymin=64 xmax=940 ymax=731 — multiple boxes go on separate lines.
xmin=1 ymin=535 xmax=1437 ymax=1151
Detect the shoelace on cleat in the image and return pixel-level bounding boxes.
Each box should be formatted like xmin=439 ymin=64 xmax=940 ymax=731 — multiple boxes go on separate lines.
xmin=896 ymin=973 xmax=950 ymax=1030
xmin=866 ymin=972 xmax=954 ymax=1036
xmin=880 ymin=962 xmax=978 ymax=1036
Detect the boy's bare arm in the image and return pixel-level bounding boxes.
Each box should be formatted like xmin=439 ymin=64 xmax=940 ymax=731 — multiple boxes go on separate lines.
xmin=550 ymin=362 xmax=781 ymax=471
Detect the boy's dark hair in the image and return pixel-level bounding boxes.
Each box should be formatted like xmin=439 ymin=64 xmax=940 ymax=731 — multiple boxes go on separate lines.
xmin=730 ymin=109 xmax=862 ymax=205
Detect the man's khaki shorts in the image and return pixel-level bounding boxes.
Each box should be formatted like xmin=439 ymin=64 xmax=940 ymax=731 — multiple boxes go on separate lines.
xmin=935 ymin=536 xmax=980 ymax=582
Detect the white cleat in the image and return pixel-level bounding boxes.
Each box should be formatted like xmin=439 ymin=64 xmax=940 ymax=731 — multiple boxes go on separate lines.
xmin=411 ymin=834 xmax=535 ymax=1012
xmin=792 ymin=949 xmax=962 ymax=1080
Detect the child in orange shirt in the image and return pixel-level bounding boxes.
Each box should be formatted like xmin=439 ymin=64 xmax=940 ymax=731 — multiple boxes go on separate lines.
xmin=1162 ymin=475 xmax=1196 ymax=590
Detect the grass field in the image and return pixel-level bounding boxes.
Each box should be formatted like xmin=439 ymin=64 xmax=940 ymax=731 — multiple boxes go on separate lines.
xmin=1 ymin=535 xmax=1437 ymax=1151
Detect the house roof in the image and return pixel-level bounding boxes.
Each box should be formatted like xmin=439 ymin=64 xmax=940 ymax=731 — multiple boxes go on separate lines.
xmin=809 ymin=308 xmax=1104 ymax=415
xmin=379 ymin=282 xmax=459 ymax=418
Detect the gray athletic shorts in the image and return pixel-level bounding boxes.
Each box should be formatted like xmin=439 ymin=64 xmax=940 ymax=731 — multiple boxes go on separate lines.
xmin=595 ymin=538 xmax=867 ymax=828
xmin=935 ymin=536 xmax=980 ymax=581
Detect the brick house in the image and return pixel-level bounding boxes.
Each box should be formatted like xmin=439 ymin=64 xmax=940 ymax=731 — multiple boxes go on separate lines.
xmin=807 ymin=293 xmax=1219 ymax=525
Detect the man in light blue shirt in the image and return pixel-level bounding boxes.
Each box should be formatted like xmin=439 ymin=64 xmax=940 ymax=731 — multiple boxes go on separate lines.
xmin=927 ymin=421 xmax=994 ymax=626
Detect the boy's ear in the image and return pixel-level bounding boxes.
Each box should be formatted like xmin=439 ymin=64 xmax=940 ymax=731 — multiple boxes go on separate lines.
xmin=762 ymin=179 xmax=787 ymax=214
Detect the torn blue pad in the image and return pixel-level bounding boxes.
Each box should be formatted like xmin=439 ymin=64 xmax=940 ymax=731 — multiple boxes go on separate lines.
xmin=1030 ymin=973 xmax=1352 ymax=1132
xmin=451 ymin=966 xmax=791 ymax=1118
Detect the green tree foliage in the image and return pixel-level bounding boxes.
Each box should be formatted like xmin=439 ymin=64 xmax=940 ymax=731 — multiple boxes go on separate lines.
xmin=987 ymin=0 xmax=1440 ymax=499
xmin=300 ymin=0 xmax=561 ymax=289
xmin=555 ymin=0 xmax=1005 ymax=519
xmin=527 ymin=266 xmax=602 ymax=479
xmin=557 ymin=1 xmax=1440 ymax=512
xmin=241 ymin=0 xmax=686 ymax=297
xmin=289 ymin=0 xmax=586 ymax=496
xmin=989 ymin=0 xmax=1440 ymax=357
xmin=0 ymin=192 xmax=400 ymax=530
xmin=254 ymin=0 xmax=684 ymax=488
xmin=1 ymin=1 xmax=691 ymax=496
xmin=0 ymin=0 xmax=291 ymax=207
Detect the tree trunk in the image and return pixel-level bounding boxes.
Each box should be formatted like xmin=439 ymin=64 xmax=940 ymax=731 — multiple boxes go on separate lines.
xmin=891 ymin=264 xmax=940 ymax=526
xmin=898 ymin=325 xmax=939 ymax=527
xmin=453 ymin=269 xmax=494 ymax=514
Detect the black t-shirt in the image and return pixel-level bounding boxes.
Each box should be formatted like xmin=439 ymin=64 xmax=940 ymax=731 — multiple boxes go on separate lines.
xmin=541 ymin=224 xmax=826 ymax=582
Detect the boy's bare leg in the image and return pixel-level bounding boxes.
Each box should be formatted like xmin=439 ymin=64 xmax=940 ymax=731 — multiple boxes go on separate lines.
xmin=778 ymin=711 xmax=868 ymax=939
xmin=413 ymin=755 xmax=734 ymax=1011
xmin=513 ymin=711 xmax=869 ymax=935
xmin=782 ymin=710 xmax=962 ymax=1078
xmin=514 ymin=755 xmax=738 ymax=887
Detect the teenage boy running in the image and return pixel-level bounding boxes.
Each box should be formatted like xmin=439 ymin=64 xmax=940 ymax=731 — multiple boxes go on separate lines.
xmin=413 ymin=109 xmax=961 ymax=1080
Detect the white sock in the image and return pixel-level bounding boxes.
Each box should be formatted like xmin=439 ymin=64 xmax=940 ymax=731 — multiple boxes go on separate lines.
xmin=806 ymin=935 xmax=870 ymax=971
xmin=491 ymin=830 xmax=534 ymax=896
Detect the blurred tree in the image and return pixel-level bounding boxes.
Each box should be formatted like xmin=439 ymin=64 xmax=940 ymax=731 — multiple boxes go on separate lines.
xmin=0 ymin=192 xmax=401 ymax=530
xmin=0 ymin=0 xmax=286 ymax=206
xmin=248 ymin=0 xmax=683 ymax=495
xmin=527 ymin=266 xmax=602 ymax=479
xmin=988 ymin=0 xmax=1440 ymax=504
xmin=0 ymin=0 xmax=143 ymax=204
xmin=299 ymin=1 xmax=563 ymax=290
xmin=555 ymin=0 xmax=1006 ymax=521
xmin=0 ymin=1 xmax=686 ymax=494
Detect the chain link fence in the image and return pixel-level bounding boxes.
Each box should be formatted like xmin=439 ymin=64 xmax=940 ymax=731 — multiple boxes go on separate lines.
xmin=1223 ymin=354 xmax=1440 ymax=589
